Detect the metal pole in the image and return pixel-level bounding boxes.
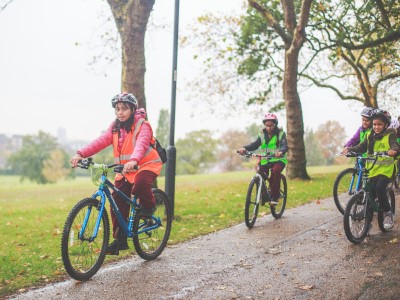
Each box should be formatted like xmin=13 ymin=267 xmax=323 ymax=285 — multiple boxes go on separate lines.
xmin=165 ymin=0 xmax=180 ymax=219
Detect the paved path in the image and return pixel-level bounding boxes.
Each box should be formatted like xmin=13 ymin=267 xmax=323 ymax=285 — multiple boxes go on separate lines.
xmin=9 ymin=193 xmax=400 ymax=300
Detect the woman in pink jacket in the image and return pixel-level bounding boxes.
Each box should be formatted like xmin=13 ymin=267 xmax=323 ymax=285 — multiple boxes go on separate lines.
xmin=70 ymin=92 xmax=162 ymax=255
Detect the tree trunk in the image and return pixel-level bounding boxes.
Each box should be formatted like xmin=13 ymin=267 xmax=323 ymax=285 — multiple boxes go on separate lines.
xmin=107 ymin=0 xmax=155 ymax=110
xmin=284 ymin=46 xmax=310 ymax=179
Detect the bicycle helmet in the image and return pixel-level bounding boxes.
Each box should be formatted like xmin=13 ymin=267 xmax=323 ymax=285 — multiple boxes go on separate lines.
xmin=389 ymin=119 xmax=400 ymax=130
xmin=111 ymin=92 xmax=138 ymax=109
xmin=360 ymin=107 xmax=374 ymax=118
xmin=371 ymin=108 xmax=391 ymax=125
xmin=263 ymin=113 xmax=278 ymax=125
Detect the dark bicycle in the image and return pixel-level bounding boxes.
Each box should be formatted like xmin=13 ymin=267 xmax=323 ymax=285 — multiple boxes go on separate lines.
xmin=393 ymin=159 xmax=400 ymax=189
xmin=61 ymin=158 xmax=172 ymax=281
xmin=343 ymin=152 xmax=396 ymax=244
xmin=332 ymin=152 xmax=364 ymax=215
xmin=238 ymin=151 xmax=288 ymax=228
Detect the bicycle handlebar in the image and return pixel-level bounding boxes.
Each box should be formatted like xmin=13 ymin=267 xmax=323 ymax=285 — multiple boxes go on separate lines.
xmin=77 ymin=158 xmax=139 ymax=173
xmin=237 ymin=150 xmax=277 ymax=159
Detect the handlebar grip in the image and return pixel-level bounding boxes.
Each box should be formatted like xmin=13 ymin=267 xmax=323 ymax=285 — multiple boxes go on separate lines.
xmin=113 ymin=164 xmax=139 ymax=173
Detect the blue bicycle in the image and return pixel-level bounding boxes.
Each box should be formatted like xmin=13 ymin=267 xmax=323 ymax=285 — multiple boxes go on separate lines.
xmin=332 ymin=152 xmax=364 ymax=215
xmin=61 ymin=158 xmax=172 ymax=281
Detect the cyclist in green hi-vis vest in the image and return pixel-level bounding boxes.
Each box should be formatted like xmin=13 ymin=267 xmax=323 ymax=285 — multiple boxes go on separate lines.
xmin=238 ymin=113 xmax=288 ymax=205
xmin=343 ymin=109 xmax=399 ymax=229
xmin=343 ymin=107 xmax=374 ymax=150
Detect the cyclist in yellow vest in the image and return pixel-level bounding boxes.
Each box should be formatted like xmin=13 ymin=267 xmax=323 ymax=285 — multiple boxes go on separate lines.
xmin=238 ymin=113 xmax=288 ymax=205
xmin=343 ymin=109 xmax=399 ymax=229
xmin=343 ymin=107 xmax=373 ymax=150
xmin=71 ymin=92 xmax=162 ymax=255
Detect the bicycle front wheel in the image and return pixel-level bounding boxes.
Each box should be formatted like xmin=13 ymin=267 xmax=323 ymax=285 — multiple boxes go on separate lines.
xmin=133 ymin=188 xmax=172 ymax=260
xmin=378 ymin=188 xmax=396 ymax=233
xmin=61 ymin=198 xmax=110 ymax=281
xmin=244 ymin=178 xmax=260 ymax=228
xmin=271 ymin=174 xmax=287 ymax=219
xmin=333 ymin=168 xmax=359 ymax=215
xmin=343 ymin=191 xmax=371 ymax=244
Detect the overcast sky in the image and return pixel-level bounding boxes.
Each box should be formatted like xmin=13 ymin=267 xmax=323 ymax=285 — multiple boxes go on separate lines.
xmin=0 ymin=0 xmax=363 ymax=143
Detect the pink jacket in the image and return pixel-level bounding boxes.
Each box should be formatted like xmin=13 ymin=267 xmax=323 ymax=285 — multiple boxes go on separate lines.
xmin=77 ymin=108 xmax=153 ymax=163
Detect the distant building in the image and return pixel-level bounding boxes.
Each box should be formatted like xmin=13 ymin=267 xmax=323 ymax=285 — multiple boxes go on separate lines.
xmin=10 ymin=135 xmax=23 ymax=151
xmin=57 ymin=127 xmax=67 ymax=145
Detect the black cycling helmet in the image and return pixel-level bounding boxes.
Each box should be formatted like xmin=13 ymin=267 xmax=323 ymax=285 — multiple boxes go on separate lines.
xmin=360 ymin=107 xmax=374 ymax=119
xmin=371 ymin=108 xmax=391 ymax=125
xmin=111 ymin=92 xmax=138 ymax=109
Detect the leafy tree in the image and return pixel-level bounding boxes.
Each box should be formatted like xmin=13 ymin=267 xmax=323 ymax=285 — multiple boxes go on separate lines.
xmin=183 ymin=1 xmax=313 ymax=179
xmin=245 ymin=123 xmax=262 ymax=140
xmin=218 ymin=129 xmax=250 ymax=172
xmin=155 ymin=108 xmax=170 ymax=176
xmin=304 ymin=0 xmax=400 ymax=109
xmin=42 ymin=149 xmax=72 ymax=183
xmin=314 ymin=120 xmax=347 ymax=165
xmin=7 ymin=131 xmax=72 ymax=184
xmin=155 ymin=108 xmax=170 ymax=148
xmin=175 ymin=130 xmax=218 ymax=175
xmin=106 ymin=0 xmax=155 ymax=110
xmin=304 ymin=128 xmax=326 ymax=166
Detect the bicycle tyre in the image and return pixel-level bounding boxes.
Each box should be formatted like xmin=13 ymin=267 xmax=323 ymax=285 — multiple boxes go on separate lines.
xmin=61 ymin=198 xmax=110 ymax=281
xmin=133 ymin=188 xmax=172 ymax=260
xmin=378 ymin=188 xmax=396 ymax=233
xmin=333 ymin=168 xmax=359 ymax=215
xmin=244 ymin=177 xmax=260 ymax=228
xmin=270 ymin=174 xmax=287 ymax=219
xmin=343 ymin=191 xmax=371 ymax=244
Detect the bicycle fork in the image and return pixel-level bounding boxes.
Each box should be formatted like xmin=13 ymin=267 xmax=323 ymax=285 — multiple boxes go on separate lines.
xmin=254 ymin=173 xmax=264 ymax=206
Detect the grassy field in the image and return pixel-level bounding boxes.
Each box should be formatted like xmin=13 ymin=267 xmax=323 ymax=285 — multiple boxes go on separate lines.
xmin=0 ymin=165 xmax=349 ymax=297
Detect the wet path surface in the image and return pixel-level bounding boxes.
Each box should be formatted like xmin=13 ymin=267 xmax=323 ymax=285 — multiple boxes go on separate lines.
xmin=9 ymin=193 xmax=400 ymax=300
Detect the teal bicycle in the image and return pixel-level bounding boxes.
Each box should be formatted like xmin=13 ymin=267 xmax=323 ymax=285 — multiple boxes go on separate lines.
xmin=343 ymin=152 xmax=396 ymax=244
xmin=61 ymin=158 xmax=172 ymax=281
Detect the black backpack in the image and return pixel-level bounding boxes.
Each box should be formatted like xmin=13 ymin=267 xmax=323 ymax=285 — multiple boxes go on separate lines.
xmin=151 ymin=138 xmax=167 ymax=164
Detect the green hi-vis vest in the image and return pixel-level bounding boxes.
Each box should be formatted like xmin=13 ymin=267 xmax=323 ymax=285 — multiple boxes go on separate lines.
xmin=259 ymin=130 xmax=288 ymax=165
xmin=360 ymin=129 xmax=371 ymax=157
xmin=365 ymin=132 xmax=396 ymax=178
xmin=360 ymin=129 xmax=371 ymax=143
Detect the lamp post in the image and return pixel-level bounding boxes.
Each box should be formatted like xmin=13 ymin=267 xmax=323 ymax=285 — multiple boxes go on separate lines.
xmin=165 ymin=0 xmax=180 ymax=218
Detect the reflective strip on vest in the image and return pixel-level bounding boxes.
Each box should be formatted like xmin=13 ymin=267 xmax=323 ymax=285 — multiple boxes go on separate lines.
xmin=112 ymin=118 xmax=162 ymax=182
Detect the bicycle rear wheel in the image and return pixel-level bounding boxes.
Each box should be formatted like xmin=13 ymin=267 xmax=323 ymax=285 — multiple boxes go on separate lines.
xmin=133 ymin=188 xmax=172 ymax=260
xmin=61 ymin=198 xmax=110 ymax=281
xmin=378 ymin=188 xmax=396 ymax=233
xmin=343 ymin=191 xmax=371 ymax=244
xmin=244 ymin=177 xmax=260 ymax=228
xmin=271 ymin=174 xmax=287 ymax=219
xmin=333 ymin=168 xmax=359 ymax=215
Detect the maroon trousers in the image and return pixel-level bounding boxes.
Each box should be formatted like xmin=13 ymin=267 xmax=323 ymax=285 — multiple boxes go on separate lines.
xmin=259 ymin=162 xmax=285 ymax=201
xmin=111 ymin=170 xmax=158 ymax=238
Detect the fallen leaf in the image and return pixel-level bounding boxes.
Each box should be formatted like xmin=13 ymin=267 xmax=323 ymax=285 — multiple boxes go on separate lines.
xmin=298 ymin=285 xmax=314 ymax=291
xmin=389 ymin=238 xmax=398 ymax=244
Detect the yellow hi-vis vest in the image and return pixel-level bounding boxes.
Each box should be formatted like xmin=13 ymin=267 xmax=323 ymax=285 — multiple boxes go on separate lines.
xmin=113 ymin=118 xmax=162 ymax=183
xmin=366 ymin=132 xmax=396 ymax=178
xmin=259 ymin=130 xmax=287 ymax=165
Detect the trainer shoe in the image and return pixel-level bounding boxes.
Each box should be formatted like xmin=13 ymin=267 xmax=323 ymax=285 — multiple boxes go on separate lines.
xmin=270 ymin=199 xmax=278 ymax=206
xmin=383 ymin=211 xmax=394 ymax=229
xmin=105 ymin=238 xmax=129 ymax=255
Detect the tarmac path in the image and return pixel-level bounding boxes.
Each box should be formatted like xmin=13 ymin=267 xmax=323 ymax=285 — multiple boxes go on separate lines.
xmin=8 ymin=192 xmax=400 ymax=300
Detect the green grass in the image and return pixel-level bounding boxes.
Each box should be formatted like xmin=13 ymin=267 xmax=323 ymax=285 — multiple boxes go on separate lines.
xmin=0 ymin=165 xmax=347 ymax=297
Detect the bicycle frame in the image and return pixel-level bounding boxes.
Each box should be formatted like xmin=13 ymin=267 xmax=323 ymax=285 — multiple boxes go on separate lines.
xmin=348 ymin=158 xmax=364 ymax=194
xmin=79 ymin=172 xmax=160 ymax=242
